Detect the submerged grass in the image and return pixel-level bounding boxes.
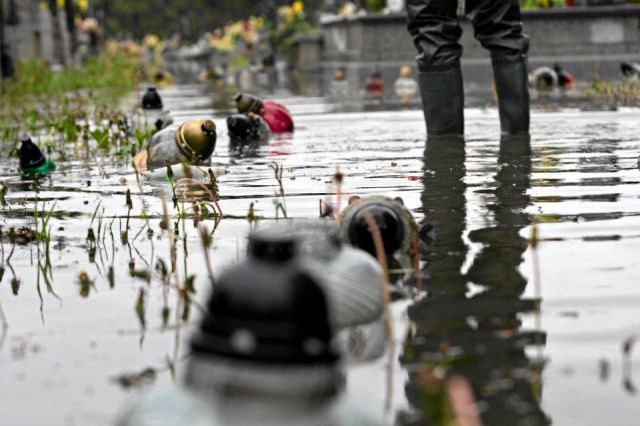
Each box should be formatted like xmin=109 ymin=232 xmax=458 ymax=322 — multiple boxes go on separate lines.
xmin=270 ymin=162 xmax=288 ymax=219
xmin=2 ymin=51 xmax=139 ymax=108
xmin=0 ymin=51 xmax=141 ymax=155
xmin=584 ymin=74 xmax=640 ymax=107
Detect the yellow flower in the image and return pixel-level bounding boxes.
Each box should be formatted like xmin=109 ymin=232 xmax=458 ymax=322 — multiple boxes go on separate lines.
xmin=278 ymin=6 xmax=294 ymax=21
xmin=56 ymin=0 xmax=92 ymax=11
xmin=293 ymin=1 xmax=304 ymax=14
xmin=75 ymin=0 xmax=89 ymax=12
xmin=227 ymin=21 xmax=245 ymax=37
xmin=249 ymin=16 xmax=265 ymax=32
xmin=339 ymin=3 xmax=357 ymax=16
xmin=243 ymin=31 xmax=257 ymax=44
xmin=104 ymin=39 xmax=119 ymax=55
xmin=210 ymin=34 xmax=234 ymax=52
xmin=143 ymin=34 xmax=160 ymax=49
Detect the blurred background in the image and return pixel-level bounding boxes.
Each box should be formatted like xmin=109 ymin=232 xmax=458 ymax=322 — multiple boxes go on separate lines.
xmin=2 ymin=0 xmax=639 ymax=109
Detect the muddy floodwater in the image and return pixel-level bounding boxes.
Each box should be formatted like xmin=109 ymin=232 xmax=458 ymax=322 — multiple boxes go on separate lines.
xmin=0 ymin=85 xmax=639 ymax=426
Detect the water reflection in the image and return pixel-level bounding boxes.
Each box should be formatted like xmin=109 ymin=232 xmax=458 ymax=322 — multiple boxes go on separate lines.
xmin=229 ymin=137 xmax=261 ymax=159
xmin=402 ymin=136 xmax=549 ymax=425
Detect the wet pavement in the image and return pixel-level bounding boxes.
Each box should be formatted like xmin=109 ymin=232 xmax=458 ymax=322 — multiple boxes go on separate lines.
xmin=0 ymin=84 xmax=639 ymax=425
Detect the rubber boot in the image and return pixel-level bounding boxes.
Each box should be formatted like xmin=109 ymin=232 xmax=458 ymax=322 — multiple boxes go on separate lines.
xmin=493 ymin=58 xmax=530 ymax=136
xmin=417 ymin=66 xmax=464 ymax=137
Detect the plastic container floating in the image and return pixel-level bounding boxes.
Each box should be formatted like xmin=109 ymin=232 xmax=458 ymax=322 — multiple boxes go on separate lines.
xmin=250 ymin=220 xmax=387 ymax=362
xmin=340 ymin=195 xmax=421 ymax=281
xmin=227 ymin=113 xmax=269 ymax=143
xmin=141 ymin=86 xmax=163 ymax=110
xmin=227 ymin=113 xmax=270 ymax=157
xmin=119 ymin=226 xmax=385 ymax=426
xmin=132 ymin=119 xmax=217 ymax=171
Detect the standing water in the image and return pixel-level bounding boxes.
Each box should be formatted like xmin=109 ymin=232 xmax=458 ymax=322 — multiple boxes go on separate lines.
xmin=0 ymin=84 xmax=639 ymax=425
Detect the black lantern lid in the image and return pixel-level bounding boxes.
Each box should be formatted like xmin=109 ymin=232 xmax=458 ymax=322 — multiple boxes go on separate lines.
xmin=191 ymin=233 xmax=338 ymax=365
xmin=141 ymin=86 xmax=163 ymax=110
xmin=227 ymin=114 xmax=254 ymax=140
xmin=18 ymin=137 xmax=46 ymax=170
xmin=345 ymin=201 xmax=405 ymax=258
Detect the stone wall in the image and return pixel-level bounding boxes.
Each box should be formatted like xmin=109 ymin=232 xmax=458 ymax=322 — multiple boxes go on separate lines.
xmin=319 ymin=5 xmax=640 ymax=97
xmin=4 ymin=0 xmax=40 ymax=60
xmin=3 ymin=0 xmax=72 ymax=68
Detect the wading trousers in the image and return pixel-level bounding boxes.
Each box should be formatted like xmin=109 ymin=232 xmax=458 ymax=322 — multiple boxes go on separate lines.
xmin=407 ymin=0 xmax=530 ymax=136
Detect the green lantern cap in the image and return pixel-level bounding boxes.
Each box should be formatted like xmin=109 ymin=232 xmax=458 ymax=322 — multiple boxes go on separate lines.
xmin=18 ymin=159 xmax=56 ymax=177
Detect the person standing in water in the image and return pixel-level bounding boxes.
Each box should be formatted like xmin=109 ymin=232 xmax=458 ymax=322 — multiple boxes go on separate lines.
xmin=407 ymin=0 xmax=530 ymax=137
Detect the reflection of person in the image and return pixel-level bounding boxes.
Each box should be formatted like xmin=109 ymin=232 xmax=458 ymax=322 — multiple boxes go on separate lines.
xmin=420 ymin=136 xmax=468 ymax=299
xmin=466 ymin=138 xmax=533 ymax=299
xmin=407 ymin=0 xmax=530 ymax=137
xmin=401 ymin=136 xmax=549 ymax=425
xmin=235 ymin=93 xmax=294 ymax=134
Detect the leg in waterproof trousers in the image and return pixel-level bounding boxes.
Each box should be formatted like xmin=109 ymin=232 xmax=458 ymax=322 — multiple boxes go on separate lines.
xmin=406 ymin=0 xmax=465 ymax=137
xmin=467 ymin=0 xmax=530 ymax=136
xmin=417 ymin=67 xmax=464 ymax=136
xmin=493 ymin=58 xmax=530 ymax=136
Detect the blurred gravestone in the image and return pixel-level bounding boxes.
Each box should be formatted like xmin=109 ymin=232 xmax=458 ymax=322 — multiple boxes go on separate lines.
xmin=387 ymin=0 xmax=404 ymax=13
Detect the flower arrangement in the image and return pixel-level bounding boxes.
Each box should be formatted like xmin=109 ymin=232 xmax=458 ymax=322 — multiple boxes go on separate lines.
xmin=209 ymin=16 xmax=265 ymax=52
xmin=271 ymin=1 xmax=315 ymax=57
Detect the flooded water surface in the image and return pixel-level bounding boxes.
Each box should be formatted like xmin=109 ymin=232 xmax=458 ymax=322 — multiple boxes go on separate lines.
xmin=0 ymin=86 xmax=639 ymax=425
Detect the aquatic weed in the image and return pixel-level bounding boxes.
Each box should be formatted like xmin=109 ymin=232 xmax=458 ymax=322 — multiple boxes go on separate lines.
xmin=113 ymin=367 xmax=156 ymax=389
xmin=173 ymin=177 xmax=223 ymax=229
xmin=89 ymin=128 xmax=110 ymax=151
xmin=0 ymin=182 xmax=7 ymax=208
xmin=332 ymin=165 xmax=344 ymax=214
xmin=199 ymin=224 xmax=215 ymax=286
xmin=585 ymin=71 xmax=640 ymax=107
xmin=206 ymin=168 xmax=220 ymax=200
xmin=77 ymin=271 xmax=95 ymax=298
xmin=246 ymin=201 xmax=260 ymax=230
xmin=121 ymin=189 xmax=133 ymax=244
xmin=156 ymin=258 xmax=171 ymax=328
xmin=166 ymin=163 xmax=178 ymax=209
xmin=135 ymin=287 xmax=146 ymax=330
xmin=133 ymin=128 xmax=152 ymax=152
xmin=29 ymin=176 xmax=59 ymax=314
xmin=622 ymin=335 xmax=637 ymax=394
xmin=269 ymin=162 xmax=288 ymax=219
